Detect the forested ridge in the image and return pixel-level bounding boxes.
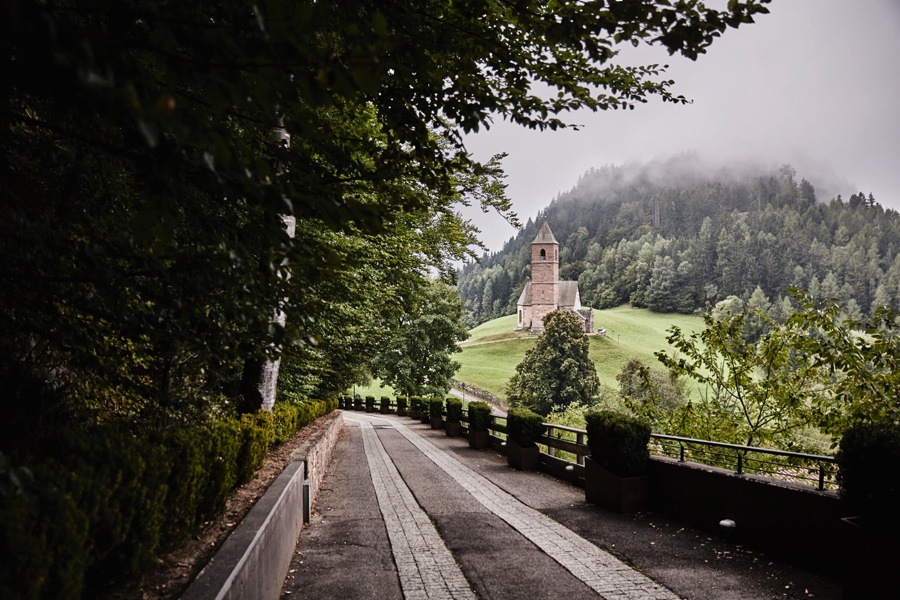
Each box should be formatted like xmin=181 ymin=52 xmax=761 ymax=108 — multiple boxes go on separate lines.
xmin=459 ymin=155 xmax=900 ymax=326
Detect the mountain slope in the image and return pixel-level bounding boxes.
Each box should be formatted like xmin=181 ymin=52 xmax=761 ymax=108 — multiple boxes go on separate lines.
xmin=459 ymin=155 xmax=900 ymax=327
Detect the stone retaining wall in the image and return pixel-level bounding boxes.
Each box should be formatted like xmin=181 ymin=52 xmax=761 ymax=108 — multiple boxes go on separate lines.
xmin=181 ymin=411 xmax=344 ymax=600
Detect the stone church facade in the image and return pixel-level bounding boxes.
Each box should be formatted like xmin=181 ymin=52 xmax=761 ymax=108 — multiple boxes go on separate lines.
xmin=516 ymin=222 xmax=594 ymax=334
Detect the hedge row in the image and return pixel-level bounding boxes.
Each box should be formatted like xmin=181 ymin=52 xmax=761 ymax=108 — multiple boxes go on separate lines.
xmin=0 ymin=398 xmax=337 ymax=599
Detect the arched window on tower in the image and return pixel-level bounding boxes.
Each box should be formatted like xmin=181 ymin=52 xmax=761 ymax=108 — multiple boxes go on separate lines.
xmin=539 ymin=249 xmax=546 ymax=260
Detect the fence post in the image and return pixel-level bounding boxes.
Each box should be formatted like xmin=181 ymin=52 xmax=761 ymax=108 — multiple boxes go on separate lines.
xmin=546 ymin=425 xmax=556 ymax=457
xmin=818 ymin=464 xmax=825 ymax=491
xmin=736 ymin=452 xmax=743 ymax=475
xmin=576 ymin=431 xmax=585 ymax=466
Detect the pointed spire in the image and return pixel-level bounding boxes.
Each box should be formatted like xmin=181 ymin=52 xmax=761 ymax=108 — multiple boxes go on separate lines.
xmin=532 ymin=221 xmax=558 ymax=245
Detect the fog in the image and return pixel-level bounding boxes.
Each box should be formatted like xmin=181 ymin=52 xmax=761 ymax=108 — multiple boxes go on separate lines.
xmin=462 ymin=0 xmax=900 ymax=252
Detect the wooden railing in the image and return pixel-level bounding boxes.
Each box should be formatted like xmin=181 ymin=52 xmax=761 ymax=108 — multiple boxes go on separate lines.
xmin=341 ymin=401 xmax=837 ymax=491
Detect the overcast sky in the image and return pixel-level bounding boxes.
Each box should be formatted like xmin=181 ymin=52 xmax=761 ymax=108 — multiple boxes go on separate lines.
xmin=462 ymin=0 xmax=900 ymax=252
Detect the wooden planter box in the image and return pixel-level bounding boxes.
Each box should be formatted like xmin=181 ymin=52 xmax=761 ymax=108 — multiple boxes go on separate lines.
xmin=469 ymin=430 xmax=489 ymax=449
xmin=380 ymin=407 xmax=390 ymax=414
xmin=430 ymin=417 xmax=444 ymax=430
xmin=397 ymin=408 xmax=407 ymax=417
xmin=408 ymin=409 xmax=419 ymax=420
xmin=445 ymin=422 xmax=462 ymax=437
xmin=584 ymin=456 xmax=648 ymax=514
xmin=507 ymin=439 xmax=540 ymax=470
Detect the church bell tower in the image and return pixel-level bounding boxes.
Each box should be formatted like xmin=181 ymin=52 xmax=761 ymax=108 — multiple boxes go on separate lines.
xmin=530 ymin=222 xmax=559 ymax=333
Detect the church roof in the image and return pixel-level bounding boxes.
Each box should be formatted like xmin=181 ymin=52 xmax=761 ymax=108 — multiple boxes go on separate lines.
xmin=516 ymin=281 xmax=532 ymax=306
xmin=516 ymin=280 xmax=581 ymax=308
xmin=532 ymin=221 xmax=558 ymax=245
xmin=559 ymin=281 xmax=579 ymax=308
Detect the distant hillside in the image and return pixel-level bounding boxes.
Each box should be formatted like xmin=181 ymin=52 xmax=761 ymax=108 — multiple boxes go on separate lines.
xmin=458 ymin=155 xmax=900 ymax=327
xmin=455 ymin=307 xmax=704 ymax=401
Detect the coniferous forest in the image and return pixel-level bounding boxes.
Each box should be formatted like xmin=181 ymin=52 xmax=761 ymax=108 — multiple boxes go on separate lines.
xmin=458 ymin=155 xmax=900 ymax=326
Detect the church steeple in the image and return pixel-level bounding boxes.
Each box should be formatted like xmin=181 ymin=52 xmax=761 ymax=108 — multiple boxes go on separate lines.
xmin=530 ymin=222 xmax=559 ymax=333
xmin=532 ymin=221 xmax=558 ymax=245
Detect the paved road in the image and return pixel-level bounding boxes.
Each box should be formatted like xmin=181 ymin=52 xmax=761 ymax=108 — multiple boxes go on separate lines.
xmin=281 ymin=412 xmax=840 ymax=600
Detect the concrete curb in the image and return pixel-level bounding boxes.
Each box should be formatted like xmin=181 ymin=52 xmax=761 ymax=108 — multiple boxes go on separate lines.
xmin=181 ymin=411 xmax=344 ymax=600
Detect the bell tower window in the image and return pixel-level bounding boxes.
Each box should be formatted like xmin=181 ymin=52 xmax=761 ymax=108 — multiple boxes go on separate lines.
xmin=540 ymin=249 xmax=546 ymax=260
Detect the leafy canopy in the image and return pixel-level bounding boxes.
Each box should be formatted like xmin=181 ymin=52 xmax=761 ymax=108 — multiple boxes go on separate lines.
xmin=1 ymin=0 xmax=771 ymax=427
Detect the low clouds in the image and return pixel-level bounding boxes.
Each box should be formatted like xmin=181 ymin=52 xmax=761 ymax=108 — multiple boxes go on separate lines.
xmin=464 ymin=0 xmax=900 ymax=252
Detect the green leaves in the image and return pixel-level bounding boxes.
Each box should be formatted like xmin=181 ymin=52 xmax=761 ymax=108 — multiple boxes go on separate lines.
xmin=373 ymin=279 xmax=469 ymax=398
xmin=507 ymin=310 xmax=599 ymax=415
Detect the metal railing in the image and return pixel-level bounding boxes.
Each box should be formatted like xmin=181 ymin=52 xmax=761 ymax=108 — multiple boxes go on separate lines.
xmin=650 ymin=434 xmax=837 ymax=491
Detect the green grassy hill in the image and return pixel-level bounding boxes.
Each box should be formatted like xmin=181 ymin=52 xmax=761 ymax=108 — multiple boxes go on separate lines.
xmin=456 ymin=306 xmax=705 ymax=401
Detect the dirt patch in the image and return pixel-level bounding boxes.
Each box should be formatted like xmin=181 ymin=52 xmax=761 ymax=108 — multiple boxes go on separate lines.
xmin=105 ymin=412 xmax=339 ymax=600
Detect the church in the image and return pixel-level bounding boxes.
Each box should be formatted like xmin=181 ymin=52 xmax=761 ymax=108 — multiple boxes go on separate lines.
xmin=516 ymin=222 xmax=594 ymax=334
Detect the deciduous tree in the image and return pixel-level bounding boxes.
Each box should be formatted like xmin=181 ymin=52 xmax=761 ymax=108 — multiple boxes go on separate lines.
xmin=507 ymin=310 xmax=599 ymax=415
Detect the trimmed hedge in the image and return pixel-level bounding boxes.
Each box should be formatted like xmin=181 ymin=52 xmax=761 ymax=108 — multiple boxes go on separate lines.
xmin=0 ymin=398 xmax=337 ymax=599
xmin=837 ymin=420 xmax=900 ymax=526
xmin=396 ymin=397 xmax=408 ymax=411
xmin=585 ymin=409 xmax=651 ymax=477
xmin=380 ymin=396 xmax=391 ymax=412
xmin=507 ymin=407 xmax=544 ymax=447
xmin=428 ymin=397 xmax=444 ymax=419
xmin=420 ymin=397 xmax=433 ymax=423
xmin=467 ymin=401 xmax=492 ymax=432
xmin=409 ymin=396 xmax=422 ymax=419
xmin=445 ymin=398 xmax=463 ymax=424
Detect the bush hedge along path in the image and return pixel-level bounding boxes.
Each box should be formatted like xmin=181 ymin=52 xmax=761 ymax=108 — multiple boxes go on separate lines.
xmin=0 ymin=403 xmax=339 ymax=600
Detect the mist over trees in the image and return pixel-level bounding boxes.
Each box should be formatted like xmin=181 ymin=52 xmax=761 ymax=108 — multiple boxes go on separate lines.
xmin=459 ymin=155 xmax=900 ymax=325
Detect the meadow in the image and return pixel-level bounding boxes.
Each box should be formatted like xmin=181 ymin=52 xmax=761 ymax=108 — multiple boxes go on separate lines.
xmin=456 ymin=307 xmax=705 ymax=401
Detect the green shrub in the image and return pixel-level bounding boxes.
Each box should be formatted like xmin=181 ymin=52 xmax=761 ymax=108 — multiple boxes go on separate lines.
xmin=353 ymin=395 xmax=363 ymax=410
xmin=585 ymin=409 xmax=651 ymax=476
xmin=410 ymin=396 xmax=422 ymax=418
xmin=397 ymin=397 xmax=408 ymax=411
xmin=467 ymin=402 xmax=492 ymax=432
xmin=428 ymin=397 xmax=444 ymax=419
xmin=837 ymin=420 xmax=900 ymax=525
xmin=0 ymin=396 xmax=338 ymax=599
xmin=507 ymin=407 xmax=545 ymax=447
xmin=445 ymin=398 xmax=463 ymax=423
xmin=420 ymin=398 xmax=433 ymax=423
xmin=199 ymin=418 xmax=242 ymax=519
xmin=0 ymin=455 xmax=90 ymax=600
xmin=380 ymin=396 xmax=391 ymax=411
xmin=273 ymin=403 xmax=300 ymax=445
xmin=158 ymin=427 xmax=208 ymax=545
xmin=365 ymin=395 xmax=375 ymax=410
xmin=236 ymin=411 xmax=275 ymax=485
